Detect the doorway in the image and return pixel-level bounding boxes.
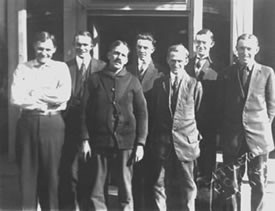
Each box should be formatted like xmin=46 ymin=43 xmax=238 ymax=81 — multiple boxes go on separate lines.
xmin=88 ymin=16 xmax=188 ymax=67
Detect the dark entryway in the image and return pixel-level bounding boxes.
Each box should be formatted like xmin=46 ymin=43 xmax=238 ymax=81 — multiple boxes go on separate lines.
xmin=88 ymin=15 xmax=188 ymax=67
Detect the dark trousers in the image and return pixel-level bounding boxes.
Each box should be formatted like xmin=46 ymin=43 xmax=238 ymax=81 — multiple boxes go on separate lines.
xmin=15 ymin=113 xmax=65 ymax=210
xmin=58 ymin=131 xmax=79 ymax=210
xmin=150 ymin=149 xmax=197 ymax=211
xmin=196 ymin=131 xmax=217 ymax=185
xmin=132 ymin=160 xmax=145 ymax=211
xmin=132 ymin=150 xmax=154 ymax=211
xmin=88 ymin=149 xmax=134 ymax=211
xmin=222 ymin=139 xmax=268 ymax=211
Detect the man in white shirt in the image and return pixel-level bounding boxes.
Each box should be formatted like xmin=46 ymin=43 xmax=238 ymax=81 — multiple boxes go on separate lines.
xmin=59 ymin=31 xmax=106 ymax=210
xmin=11 ymin=31 xmax=71 ymax=210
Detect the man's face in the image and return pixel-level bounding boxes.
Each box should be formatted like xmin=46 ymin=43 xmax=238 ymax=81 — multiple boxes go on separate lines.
xmin=34 ymin=39 xmax=56 ymax=64
xmin=107 ymin=44 xmax=129 ymax=71
xmin=167 ymin=51 xmax=188 ymax=75
xmin=195 ymin=34 xmax=214 ymax=58
xmin=74 ymin=35 xmax=93 ymax=58
xmin=236 ymin=38 xmax=259 ymax=66
xmin=136 ymin=39 xmax=155 ymax=61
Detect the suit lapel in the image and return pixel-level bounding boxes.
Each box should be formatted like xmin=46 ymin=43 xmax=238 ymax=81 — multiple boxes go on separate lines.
xmin=186 ymin=58 xmax=196 ymax=78
xmin=142 ymin=62 xmax=156 ymax=85
xmin=247 ymin=63 xmax=262 ymax=97
xmin=200 ymin=59 xmax=209 ymax=71
xmin=69 ymin=59 xmax=78 ymax=96
xmin=89 ymin=58 xmax=98 ymax=75
xmin=162 ymin=76 xmax=173 ymax=117
xmin=235 ymin=66 xmax=245 ymax=98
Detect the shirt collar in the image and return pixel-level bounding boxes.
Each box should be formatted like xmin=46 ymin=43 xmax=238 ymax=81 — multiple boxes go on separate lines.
xmin=76 ymin=55 xmax=91 ymax=69
xmin=138 ymin=58 xmax=152 ymax=66
xmin=33 ymin=59 xmax=54 ymax=68
xmin=170 ymin=71 xmax=184 ymax=83
xmin=239 ymin=62 xmax=255 ymax=72
xmin=246 ymin=63 xmax=254 ymax=72
xmin=196 ymin=55 xmax=212 ymax=63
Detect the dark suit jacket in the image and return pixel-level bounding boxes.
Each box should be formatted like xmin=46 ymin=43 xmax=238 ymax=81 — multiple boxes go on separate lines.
xmin=81 ymin=67 xmax=148 ymax=150
xmin=219 ymin=62 xmax=275 ymax=157
xmin=149 ymin=73 xmax=203 ymax=161
xmin=127 ymin=61 xmax=164 ymax=137
xmin=186 ymin=57 xmax=221 ymax=134
xmin=127 ymin=61 xmax=164 ymax=94
xmin=64 ymin=58 xmax=106 ymax=137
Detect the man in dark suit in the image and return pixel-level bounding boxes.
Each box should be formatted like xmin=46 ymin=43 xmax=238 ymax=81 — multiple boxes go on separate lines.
xmin=149 ymin=44 xmax=202 ymax=211
xmin=59 ymin=31 xmax=106 ymax=210
xmin=81 ymin=40 xmax=148 ymax=210
xmin=127 ymin=32 xmax=163 ymax=211
xmin=219 ymin=33 xmax=275 ymax=211
xmin=186 ymin=29 xmax=221 ymax=190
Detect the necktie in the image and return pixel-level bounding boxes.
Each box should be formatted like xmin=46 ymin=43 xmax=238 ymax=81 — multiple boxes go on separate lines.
xmin=77 ymin=61 xmax=86 ymax=97
xmin=242 ymin=66 xmax=250 ymax=87
xmin=172 ymin=76 xmax=179 ymax=93
xmin=80 ymin=61 xmax=86 ymax=78
xmin=196 ymin=58 xmax=204 ymax=69
xmin=195 ymin=58 xmax=204 ymax=78
xmin=138 ymin=62 xmax=147 ymax=81
xmin=171 ymin=76 xmax=179 ymax=114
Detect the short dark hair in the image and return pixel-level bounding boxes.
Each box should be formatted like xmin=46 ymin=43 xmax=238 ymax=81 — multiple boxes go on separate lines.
xmin=236 ymin=33 xmax=259 ymax=47
xmin=74 ymin=30 xmax=93 ymax=44
xmin=136 ymin=32 xmax=156 ymax=47
xmin=33 ymin=31 xmax=57 ymax=47
xmin=108 ymin=40 xmax=130 ymax=55
xmin=196 ymin=29 xmax=214 ymax=42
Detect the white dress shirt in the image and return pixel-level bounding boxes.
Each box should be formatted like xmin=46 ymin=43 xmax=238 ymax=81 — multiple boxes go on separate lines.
xmin=11 ymin=59 xmax=71 ymax=112
xmin=76 ymin=55 xmax=91 ymax=71
xmin=195 ymin=56 xmax=208 ymax=77
xmin=138 ymin=58 xmax=151 ymax=76
xmin=170 ymin=71 xmax=184 ymax=88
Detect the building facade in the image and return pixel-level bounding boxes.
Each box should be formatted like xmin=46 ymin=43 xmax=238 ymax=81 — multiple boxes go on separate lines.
xmin=0 ymin=0 xmax=274 ymax=158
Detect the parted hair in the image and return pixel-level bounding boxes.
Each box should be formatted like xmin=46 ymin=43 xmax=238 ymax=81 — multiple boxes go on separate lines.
xmin=74 ymin=30 xmax=93 ymax=45
xmin=167 ymin=44 xmax=189 ymax=61
xmin=33 ymin=31 xmax=57 ymax=47
xmin=236 ymin=33 xmax=259 ymax=47
xmin=108 ymin=40 xmax=130 ymax=55
xmin=167 ymin=44 xmax=191 ymax=93
xmin=196 ymin=29 xmax=214 ymax=41
xmin=136 ymin=32 xmax=156 ymax=46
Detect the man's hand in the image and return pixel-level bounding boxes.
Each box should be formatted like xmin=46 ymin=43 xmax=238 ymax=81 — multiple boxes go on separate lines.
xmin=81 ymin=140 xmax=91 ymax=161
xmin=135 ymin=145 xmax=144 ymax=162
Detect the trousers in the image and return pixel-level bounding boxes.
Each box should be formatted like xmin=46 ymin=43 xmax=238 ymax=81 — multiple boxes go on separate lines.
xmin=15 ymin=113 xmax=64 ymax=210
xmin=150 ymin=149 xmax=197 ymax=211
xmin=222 ymin=139 xmax=268 ymax=211
xmin=87 ymin=148 xmax=134 ymax=211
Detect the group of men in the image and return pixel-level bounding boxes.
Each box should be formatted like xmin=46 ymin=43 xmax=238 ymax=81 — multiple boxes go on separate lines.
xmin=10 ymin=28 xmax=275 ymax=211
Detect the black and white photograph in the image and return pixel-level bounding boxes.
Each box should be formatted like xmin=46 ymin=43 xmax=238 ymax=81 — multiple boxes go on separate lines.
xmin=0 ymin=0 xmax=275 ymax=211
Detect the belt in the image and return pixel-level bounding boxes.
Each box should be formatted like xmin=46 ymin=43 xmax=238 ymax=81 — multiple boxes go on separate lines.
xmin=21 ymin=110 xmax=61 ymax=116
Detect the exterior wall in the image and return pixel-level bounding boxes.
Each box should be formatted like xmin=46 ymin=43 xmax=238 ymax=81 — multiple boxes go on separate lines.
xmin=0 ymin=0 xmax=8 ymax=153
xmin=254 ymin=0 xmax=275 ymax=69
xmin=254 ymin=0 xmax=275 ymax=150
xmin=6 ymin=0 xmax=274 ymax=157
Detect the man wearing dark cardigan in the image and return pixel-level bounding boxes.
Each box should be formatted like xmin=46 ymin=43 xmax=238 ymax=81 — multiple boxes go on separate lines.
xmin=81 ymin=40 xmax=148 ymax=211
